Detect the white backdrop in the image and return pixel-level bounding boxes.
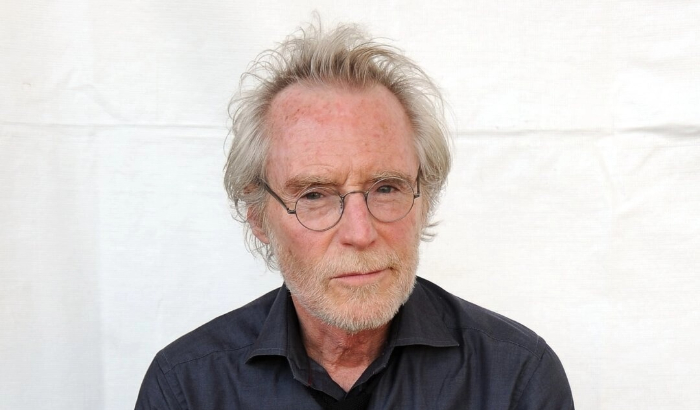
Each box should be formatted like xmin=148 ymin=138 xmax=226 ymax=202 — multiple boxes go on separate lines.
xmin=2 ymin=1 xmax=700 ymax=409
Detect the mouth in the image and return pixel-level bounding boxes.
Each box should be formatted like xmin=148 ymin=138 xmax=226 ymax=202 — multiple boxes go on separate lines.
xmin=331 ymin=269 xmax=386 ymax=285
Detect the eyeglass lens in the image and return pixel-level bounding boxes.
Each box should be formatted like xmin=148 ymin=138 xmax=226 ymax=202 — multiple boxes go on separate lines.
xmin=294 ymin=178 xmax=416 ymax=231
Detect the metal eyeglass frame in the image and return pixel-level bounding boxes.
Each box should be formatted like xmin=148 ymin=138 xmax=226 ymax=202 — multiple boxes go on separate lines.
xmin=262 ymin=175 xmax=421 ymax=232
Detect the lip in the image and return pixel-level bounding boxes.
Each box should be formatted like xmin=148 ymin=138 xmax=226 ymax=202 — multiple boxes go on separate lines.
xmin=334 ymin=270 xmax=382 ymax=278
xmin=331 ymin=269 xmax=385 ymax=285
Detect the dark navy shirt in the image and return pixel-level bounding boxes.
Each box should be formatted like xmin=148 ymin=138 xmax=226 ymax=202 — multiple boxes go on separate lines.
xmin=135 ymin=277 xmax=574 ymax=409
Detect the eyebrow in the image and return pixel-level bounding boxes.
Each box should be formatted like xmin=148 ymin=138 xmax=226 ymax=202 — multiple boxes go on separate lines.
xmin=283 ymin=170 xmax=416 ymax=194
xmin=369 ymin=170 xmax=415 ymax=182
xmin=283 ymin=175 xmax=336 ymax=194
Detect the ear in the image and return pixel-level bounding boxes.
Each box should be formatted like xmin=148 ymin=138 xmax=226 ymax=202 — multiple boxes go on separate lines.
xmin=247 ymin=206 xmax=270 ymax=244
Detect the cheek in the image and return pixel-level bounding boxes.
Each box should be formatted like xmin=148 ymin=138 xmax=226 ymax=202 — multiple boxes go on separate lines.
xmin=380 ymin=213 xmax=423 ymax=247
xmin=405 ymin=200 xmax=425 ymax=235
xmin=268 ymin=211 xmax=323 ymax=253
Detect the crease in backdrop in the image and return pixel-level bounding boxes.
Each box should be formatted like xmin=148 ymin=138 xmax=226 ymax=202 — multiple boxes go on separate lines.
xmin=1 ymin=1 xmax=699 ymax=409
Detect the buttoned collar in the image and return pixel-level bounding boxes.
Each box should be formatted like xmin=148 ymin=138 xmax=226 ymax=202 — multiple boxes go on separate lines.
xmin=246 ymin=277 xmax=458 ymax=393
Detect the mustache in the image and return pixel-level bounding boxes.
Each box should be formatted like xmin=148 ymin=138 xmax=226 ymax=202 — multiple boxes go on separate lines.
xmin=279 ymin=248 xmax=403 ymax=282
xmin=318 ymin=250 xmax=402 ymax=277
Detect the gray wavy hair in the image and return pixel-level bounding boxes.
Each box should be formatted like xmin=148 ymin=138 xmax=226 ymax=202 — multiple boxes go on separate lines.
xmin=224 ymin=21 xmax=452 ymax=269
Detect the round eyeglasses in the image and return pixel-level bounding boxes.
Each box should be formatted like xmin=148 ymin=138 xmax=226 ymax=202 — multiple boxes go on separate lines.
xmin=263 ymin=176 xmax=421 ymax=232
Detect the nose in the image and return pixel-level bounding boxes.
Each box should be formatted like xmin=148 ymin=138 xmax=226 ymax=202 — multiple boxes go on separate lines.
xmin=336 ymin=191 xmax=377 ymax=249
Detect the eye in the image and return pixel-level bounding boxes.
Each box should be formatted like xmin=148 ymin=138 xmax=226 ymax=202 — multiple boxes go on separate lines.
xmin=301 ymin=190 xmax=325 ymax=201
xmin=373 ymin=178 xmax=411 ymax=195
xmin=375 ymin=184 xmax=398 ymax=194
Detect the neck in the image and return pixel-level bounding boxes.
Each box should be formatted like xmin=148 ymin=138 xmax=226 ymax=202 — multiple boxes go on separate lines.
xmin=292 ymin=297 xmax=390 ymax=392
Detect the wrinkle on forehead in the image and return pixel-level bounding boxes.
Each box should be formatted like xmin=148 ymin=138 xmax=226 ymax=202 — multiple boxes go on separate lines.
xmin=283 ymin=169 xmax=417 ymax=195
xmin=264 ymin=82 xmax=418 ymax=191
xmin=268 ymin=83 xmax=412 ymax=139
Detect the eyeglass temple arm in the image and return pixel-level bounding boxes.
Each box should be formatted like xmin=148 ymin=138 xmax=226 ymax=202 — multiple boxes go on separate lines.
xmin=414 ymin=174 xmax=421 ymax=198
xmin=262 ymin=183 xmax=297 ymax=215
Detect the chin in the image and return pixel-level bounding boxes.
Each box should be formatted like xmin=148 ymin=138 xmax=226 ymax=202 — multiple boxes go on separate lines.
xmin=272 ymin=228 xmax=421 ymax=334
xmin=294 ymin=270 xmax=417 ymax=334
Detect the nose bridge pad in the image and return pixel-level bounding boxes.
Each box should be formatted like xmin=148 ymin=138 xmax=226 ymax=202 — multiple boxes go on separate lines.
xmin=340 ymin=190 xmax=371 ymax=220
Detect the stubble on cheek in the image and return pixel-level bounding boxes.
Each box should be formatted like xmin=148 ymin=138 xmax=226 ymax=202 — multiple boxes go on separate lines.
xmin=270 ymin=229 xmax=421 ymax=333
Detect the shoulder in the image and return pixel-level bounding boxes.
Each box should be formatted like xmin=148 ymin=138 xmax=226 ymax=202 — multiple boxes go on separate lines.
xmin=414 ymin=278 xmax=573 ymax=408
xmin=415 ymin=277 xmax=543 ymax=356
xmin=153 ymin=287 xmax=280 ymax=373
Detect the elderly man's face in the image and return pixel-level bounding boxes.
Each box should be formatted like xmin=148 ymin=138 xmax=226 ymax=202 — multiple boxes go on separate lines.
xmin=257 ymin=83 xmax=423 ymax=333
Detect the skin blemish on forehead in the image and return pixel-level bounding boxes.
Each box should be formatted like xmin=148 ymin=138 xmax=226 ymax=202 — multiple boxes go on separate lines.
xmin=265 ymin=83 xmax=419 ymax=198
xmin=272 ymin=83 xmax=408 ymax=131
xmin=273 ymin=88 xmax=338 ymax=127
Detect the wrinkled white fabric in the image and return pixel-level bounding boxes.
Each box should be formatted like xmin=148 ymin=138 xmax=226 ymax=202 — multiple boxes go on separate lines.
xmin=1 ymin=2 xmax=699 ymax=409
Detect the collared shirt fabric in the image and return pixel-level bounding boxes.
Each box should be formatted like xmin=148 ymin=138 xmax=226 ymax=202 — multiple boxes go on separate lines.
xmin=136 ymin=277 xmax=574 ymax=410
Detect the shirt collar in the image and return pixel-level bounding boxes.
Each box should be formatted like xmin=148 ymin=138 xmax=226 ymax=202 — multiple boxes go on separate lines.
xmin=349 ymin=279 xmax=459 ymax=390
xmin=245 ymin=278 xmax=459 ymax=383
xmin=388 ymin=278 xmax=459 ymax=349
xmin=245 ymin=283 xmax=307 ymax=367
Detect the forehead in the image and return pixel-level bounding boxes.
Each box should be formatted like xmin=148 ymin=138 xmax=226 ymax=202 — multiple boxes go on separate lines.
xmin=265 ymin=83 xmax=418 ymax=188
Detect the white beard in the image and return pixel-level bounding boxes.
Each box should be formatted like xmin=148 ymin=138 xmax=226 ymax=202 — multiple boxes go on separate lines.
xmin=272 ymin=236 xmax=420 ymax=334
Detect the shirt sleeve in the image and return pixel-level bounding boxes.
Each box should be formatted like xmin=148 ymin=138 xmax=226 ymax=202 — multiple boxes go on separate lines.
xmin=513 ymin=343 xmax=575 ymax=410
xmin=135 ymin=355 xmax=184 ymax=410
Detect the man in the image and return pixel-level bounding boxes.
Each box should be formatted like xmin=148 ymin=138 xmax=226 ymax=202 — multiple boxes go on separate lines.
xmin=136 ymin=22 xmax=574 ymax=409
